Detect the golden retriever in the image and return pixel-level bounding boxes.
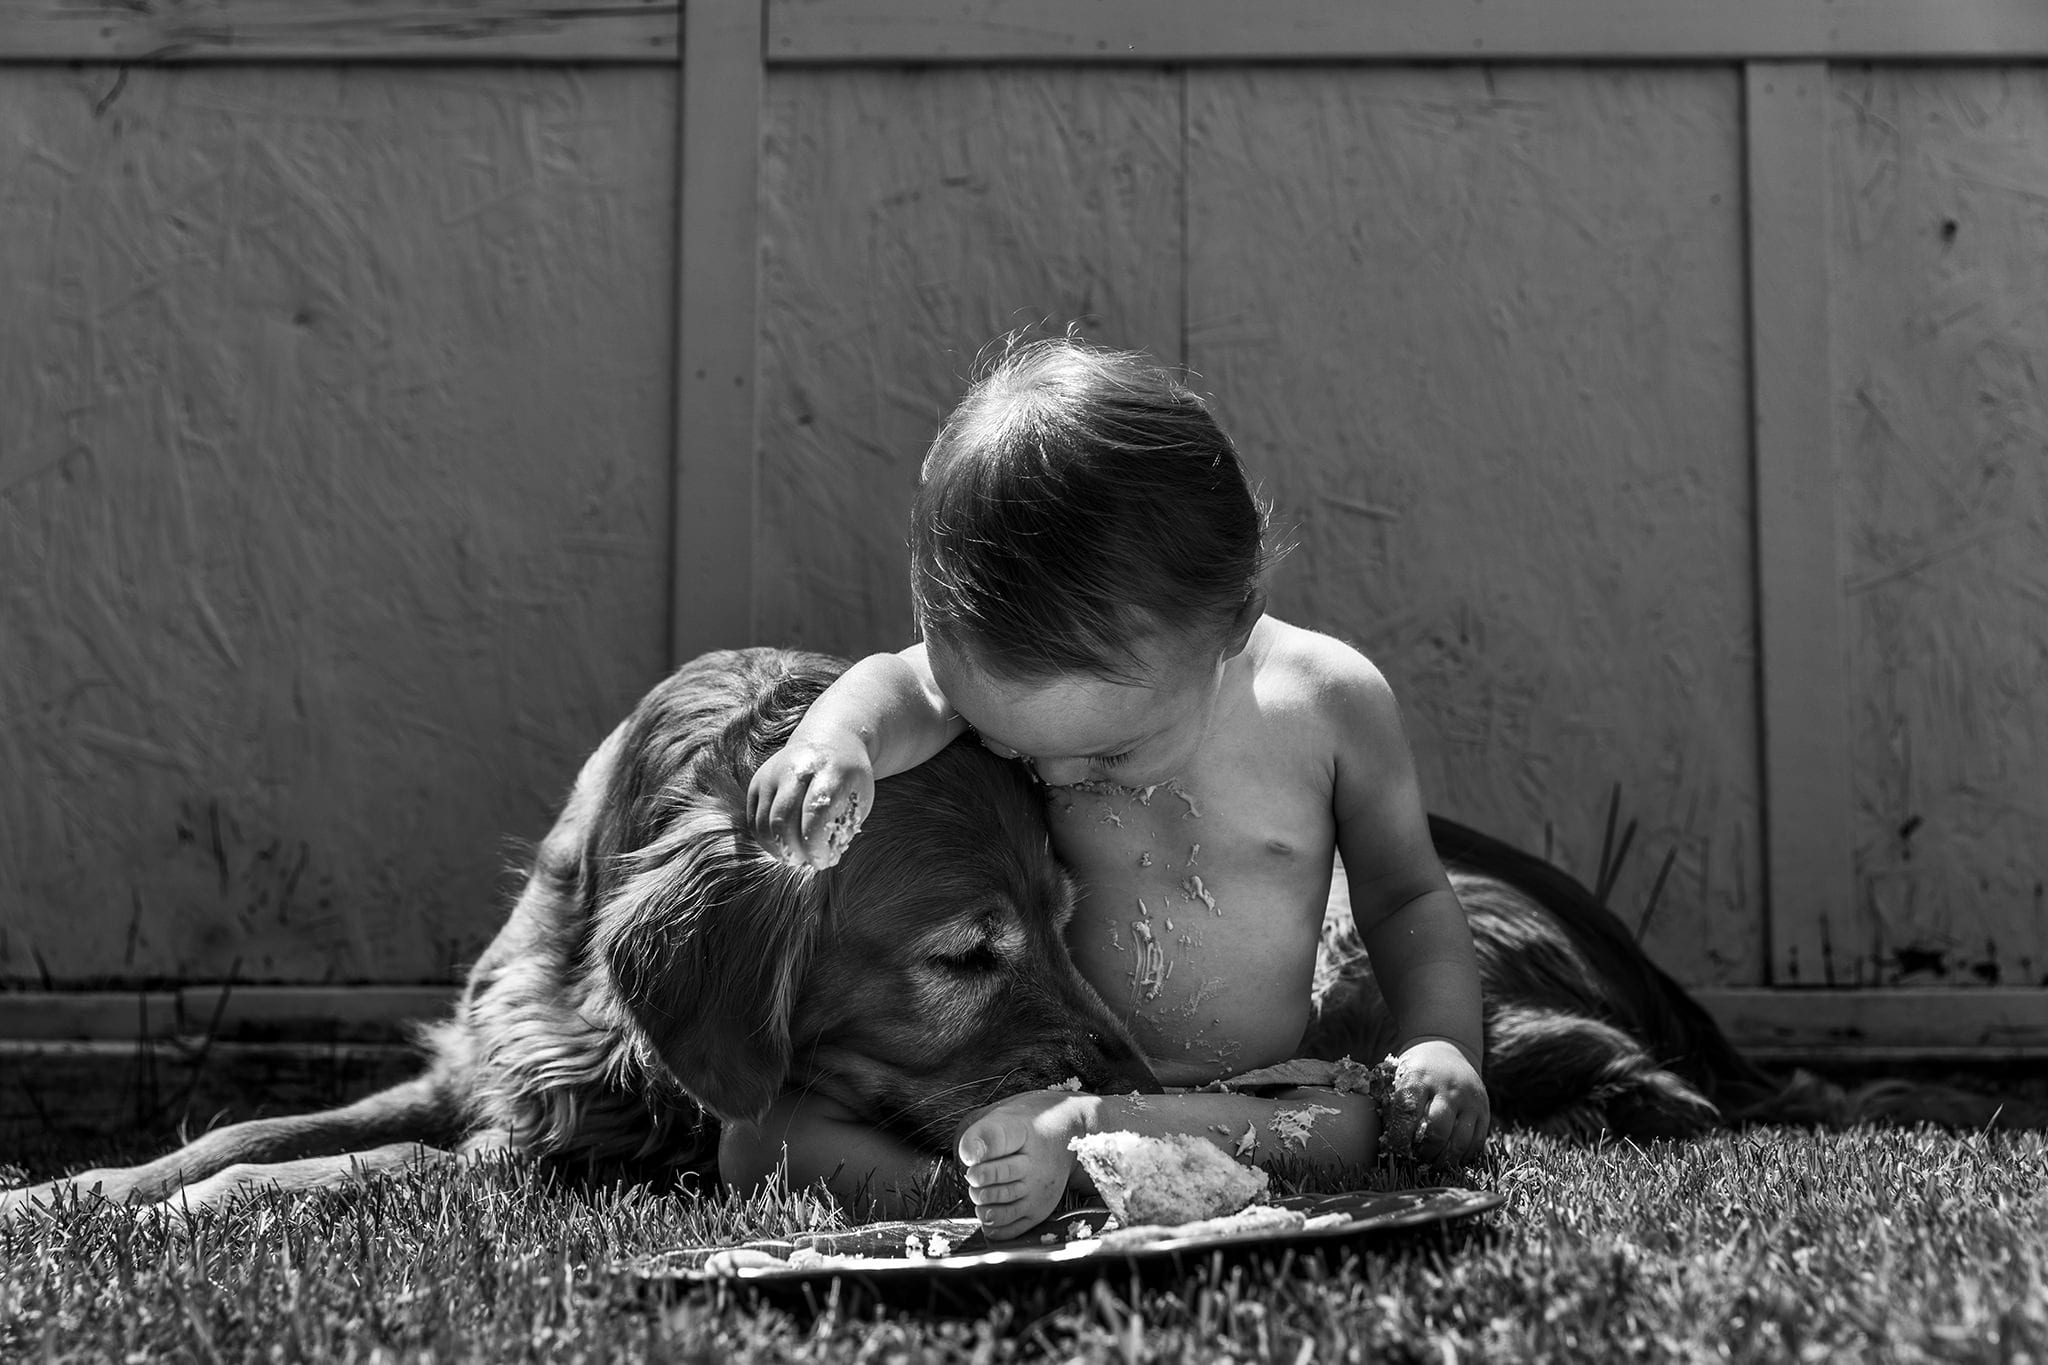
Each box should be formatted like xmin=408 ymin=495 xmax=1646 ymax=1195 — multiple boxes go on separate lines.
xmin=2 ymin=648 xmax=1160 ymax=1216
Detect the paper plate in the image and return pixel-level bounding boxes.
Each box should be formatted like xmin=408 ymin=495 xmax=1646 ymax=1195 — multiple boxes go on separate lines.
xmin=622 ymin=1186 xmax=1503 ymax=1289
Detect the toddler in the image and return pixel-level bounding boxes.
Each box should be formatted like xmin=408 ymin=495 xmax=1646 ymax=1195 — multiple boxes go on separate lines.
xmin=738 ymin=337 xmax=1487 ymax=1238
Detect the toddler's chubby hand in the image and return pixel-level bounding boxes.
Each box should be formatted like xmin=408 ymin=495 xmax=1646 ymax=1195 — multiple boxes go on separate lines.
xmin=746 ymin=734 xmax=875 ymax=868
xmin=954 ymin=1091 xmax=1093 ymax=1241
xmin=1385 ymin=1039 xmax=1490 ymax=1168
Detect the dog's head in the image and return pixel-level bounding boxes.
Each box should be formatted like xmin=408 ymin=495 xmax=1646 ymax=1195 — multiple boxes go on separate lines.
xmin=592 ymin=650 xmax=1158 ymax=1142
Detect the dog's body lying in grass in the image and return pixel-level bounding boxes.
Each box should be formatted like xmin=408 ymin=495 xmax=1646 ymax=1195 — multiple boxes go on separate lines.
xmin=3 ymin=649 xmax=1163 ymax=1216
xmin=3 ymin=647 xmax=1999 ymax=1221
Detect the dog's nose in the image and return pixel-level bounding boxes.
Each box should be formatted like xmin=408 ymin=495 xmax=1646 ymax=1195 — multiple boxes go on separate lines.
xmin=1093 ymin=1032 xmax=1165 ymax=1095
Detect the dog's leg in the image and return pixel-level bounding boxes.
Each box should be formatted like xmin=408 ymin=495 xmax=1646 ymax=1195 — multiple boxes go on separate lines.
xmin=1 ymin=1072 xmax=462 ymax=1219
xmin=136 ymin=1142 xmax=455 ymax=1219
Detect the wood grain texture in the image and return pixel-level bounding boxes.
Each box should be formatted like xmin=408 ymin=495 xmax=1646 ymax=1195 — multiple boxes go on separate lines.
xmin=1698 ymin=988 xmax=2048 ymax=1058
xmin=769 ymin=0 xmax=2048 ymax=63
xmin=0 ymin=66 xmax=675 ymax=984
xmin=1747 ymin=63 xmax=1855 ymax=987
xmin=0 ymin=0 xmax=678 ymax=62
xmin=1187 ymin=66 xmax=1760 ymax=986
xmin=1831 ymin=67 xmax=2048 ymax=991
xmin=674 ymin=0 xmax=764 ymax=661
xmin=755 ymin=67 xmax=1184 ymax=657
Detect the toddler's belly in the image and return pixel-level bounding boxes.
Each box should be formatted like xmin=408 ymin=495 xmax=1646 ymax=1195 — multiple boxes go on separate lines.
xmin=1068 ymin=901 xmax=1318 ymax=1087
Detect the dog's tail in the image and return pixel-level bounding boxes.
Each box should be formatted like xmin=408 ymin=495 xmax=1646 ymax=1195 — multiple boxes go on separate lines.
xmin=1481 ymin=1003 xmax=1723 ymax=1139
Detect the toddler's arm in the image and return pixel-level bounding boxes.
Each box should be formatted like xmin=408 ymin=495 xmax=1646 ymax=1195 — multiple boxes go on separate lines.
xmin=748 ymin=644 xmax=967 ymax=866
xmin=1328 ymin=652 xmax=1490 ymax=1165
xmin=957 ymin=1088 xmax=1379 ymax=1240
xmin=718 ymin=1089 xmax=950 ymax=1220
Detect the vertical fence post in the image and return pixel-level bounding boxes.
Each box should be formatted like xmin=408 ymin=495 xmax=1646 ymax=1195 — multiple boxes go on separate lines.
xmin=673 ymin=0 xmax=764 ymax=665
xmin=1745 ymin=61 xmax=1853 ymax=986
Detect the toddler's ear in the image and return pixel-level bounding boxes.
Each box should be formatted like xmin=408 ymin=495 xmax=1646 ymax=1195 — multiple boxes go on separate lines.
xmin=1220 ymin=592 xmax=1264 ymax=660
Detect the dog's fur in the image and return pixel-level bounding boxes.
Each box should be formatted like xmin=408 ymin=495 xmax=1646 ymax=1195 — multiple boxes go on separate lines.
xmin=4 ymin=647 xmax=2015 ymax=1219
xmin=3 ymin=649 xmax=1160 ymax=1215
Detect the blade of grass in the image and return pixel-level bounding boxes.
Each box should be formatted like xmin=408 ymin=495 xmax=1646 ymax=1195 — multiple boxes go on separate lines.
xmin=1635 ymin=845 xmax=1679 ymax=943
xmin=169 ymin=958 xmax=240 ymax=1133
xmin=1594 ymin=784 xmax=1620 ymax=900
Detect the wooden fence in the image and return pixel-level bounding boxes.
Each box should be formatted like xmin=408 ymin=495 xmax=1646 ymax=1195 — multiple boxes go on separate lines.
xmin=2 ymin=0 xmax=2044 ymax=1058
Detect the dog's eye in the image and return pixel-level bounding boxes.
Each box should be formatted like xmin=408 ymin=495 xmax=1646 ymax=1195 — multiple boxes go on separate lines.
xmin=931 ymin=944 xmax=1002 ymax=973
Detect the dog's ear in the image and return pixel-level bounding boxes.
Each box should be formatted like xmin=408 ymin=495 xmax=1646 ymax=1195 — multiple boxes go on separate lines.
xmin=589 ymin=794 xmax=819 ymax=1125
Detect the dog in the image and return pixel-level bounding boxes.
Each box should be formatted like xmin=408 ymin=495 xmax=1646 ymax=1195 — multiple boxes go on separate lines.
xmin=7 ymin=647 xmax=2010 ymax=1220
xmin=1 ymin=648 xmax=1162 ymax=1217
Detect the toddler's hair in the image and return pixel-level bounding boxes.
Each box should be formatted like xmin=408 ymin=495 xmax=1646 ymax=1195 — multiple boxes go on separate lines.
xmin=911 ymin=337 xmax=1272 ymax=683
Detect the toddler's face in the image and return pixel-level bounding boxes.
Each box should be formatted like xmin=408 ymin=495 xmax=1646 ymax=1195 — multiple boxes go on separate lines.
xmin=929 ymin=637 xmax=1228 ymax=789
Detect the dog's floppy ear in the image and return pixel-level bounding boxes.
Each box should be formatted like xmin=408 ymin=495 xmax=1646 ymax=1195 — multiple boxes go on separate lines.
xmin=589 ymin=794 xmax=819 ymax=1125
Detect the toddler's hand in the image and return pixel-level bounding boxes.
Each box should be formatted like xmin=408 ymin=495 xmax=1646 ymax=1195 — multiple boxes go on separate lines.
xmin=1385 ymin=1039 xmax=1489 ymax=1168
xmin=954 ymin=1091 xmax=1090 ymax=1241
xmin=746 ymin=734 xmax=875 ymax=868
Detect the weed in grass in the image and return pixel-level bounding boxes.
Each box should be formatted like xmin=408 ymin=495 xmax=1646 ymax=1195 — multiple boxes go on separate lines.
xmin=5 ymin=1125 xmax=2046 ymax=1362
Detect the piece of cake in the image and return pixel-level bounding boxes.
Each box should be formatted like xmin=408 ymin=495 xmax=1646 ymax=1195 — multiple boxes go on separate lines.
xmin=1068 ymin=1131 xmax=1270 ymax=1226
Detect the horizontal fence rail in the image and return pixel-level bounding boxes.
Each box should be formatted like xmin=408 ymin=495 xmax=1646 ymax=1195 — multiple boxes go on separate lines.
xmin=6 ymin=1 xmax=2048 ymax=64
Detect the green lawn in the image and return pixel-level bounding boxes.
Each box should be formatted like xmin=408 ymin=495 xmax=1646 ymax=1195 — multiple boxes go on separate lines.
xmin=5 ymin=1124 xmax=2044 ymax=1362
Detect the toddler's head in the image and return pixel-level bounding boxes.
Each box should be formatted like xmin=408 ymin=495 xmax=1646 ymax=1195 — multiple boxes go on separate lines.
xmin=911 ymin=337 xmax=1271 ymax=691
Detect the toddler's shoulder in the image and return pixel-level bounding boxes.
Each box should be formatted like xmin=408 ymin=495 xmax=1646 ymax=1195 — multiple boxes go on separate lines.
xmin=1247 ymin=619 xmax=1410 ymax=767
xmin=1251 ymin=617 xmax=1396 ymax=705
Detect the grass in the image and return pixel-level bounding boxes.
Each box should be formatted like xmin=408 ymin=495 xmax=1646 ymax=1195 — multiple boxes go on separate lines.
xmin=4 ymin=1123 xmax=2045 ymax=1362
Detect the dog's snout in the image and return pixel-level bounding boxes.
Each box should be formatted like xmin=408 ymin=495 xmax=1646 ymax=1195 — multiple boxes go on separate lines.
xmin=1088 ymin=1028 xmax=1164 ymax=1096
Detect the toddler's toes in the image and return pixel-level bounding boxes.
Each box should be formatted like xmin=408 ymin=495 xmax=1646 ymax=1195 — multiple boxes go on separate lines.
xmin=963 ymin=1154 xmax=1026 ymax=1190
xmin=956 ymin=1111 xmax=1031 ymax=1166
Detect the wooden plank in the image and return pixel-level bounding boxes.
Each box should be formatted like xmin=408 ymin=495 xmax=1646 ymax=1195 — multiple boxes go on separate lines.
xmin=754 ymin=67 xmax=1185 ymax=657
xmin=0 ymin=1040 xmax=422 ymax=1136
xmin=1698 ymin=988 xmax=2048 ymax=1059
xmin=1830 ymin=68 xmax=2048 ymax=992
xmin=9 ymin=0 xmax=2048 ymax=67
xmin=673 ymin=0 xmax=764 ymax=663
xmin=1188 ymin=67 xmax=1762 ymax=985
xmin=176 ymin=986 xmax=460 ymax=1041
xmin=0 ymin=0 xmax=678 ymax=63
xmin=0 ymin=992 xmax=179 ymax=1041
xmin=0 ymin=66 xmax=674 ymax=984
xmin=769 ymin=0 xmax=2048 ymax=63
xmin=1746 ymin=63 xmax=1855 ymax=987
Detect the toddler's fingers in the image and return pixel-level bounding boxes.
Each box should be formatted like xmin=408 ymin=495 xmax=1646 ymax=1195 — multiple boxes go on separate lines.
xmin=1412 ymin=1091 xmax=1457 ymax=1163
xmin=762 ymin=776 xmax=815 ymax=863
xmin=1443 ymin=1109 xmax=1482 ymax=1166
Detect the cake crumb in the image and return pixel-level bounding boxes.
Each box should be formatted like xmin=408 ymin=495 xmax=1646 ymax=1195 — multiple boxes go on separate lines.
xmin=1069 ymin=1131 xmax=1268 ymax=1225
xmin=1270 ymin=1104 xmax=1340 ymax=1149
xmin=1233 ymin=1122 xmax=1258 ymax=1158
xmin=821 ymin=790 xmax=863 ymax=856
xmin=1331 ymin=1055 xmax=1374 ymax=1094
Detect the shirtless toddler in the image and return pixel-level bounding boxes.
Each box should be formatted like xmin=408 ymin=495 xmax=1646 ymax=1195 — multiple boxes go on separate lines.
xmin=741 ymin=337 xmax=1488 ymax=1238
